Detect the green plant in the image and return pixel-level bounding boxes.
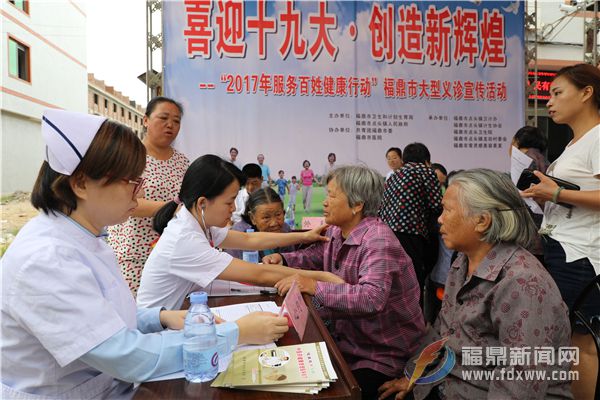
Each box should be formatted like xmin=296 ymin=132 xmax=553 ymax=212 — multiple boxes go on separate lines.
xmin=0 ymin=243 xmax=9 ymax=257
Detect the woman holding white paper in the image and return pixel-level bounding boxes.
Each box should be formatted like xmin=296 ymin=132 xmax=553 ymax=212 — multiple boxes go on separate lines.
xmin=510 ymin=126 xmax=548 ymax=260
xmin=136 ymin=154 xmax=344 ymax=311
xmin=510 ymin=125 xmax=549 ymax=174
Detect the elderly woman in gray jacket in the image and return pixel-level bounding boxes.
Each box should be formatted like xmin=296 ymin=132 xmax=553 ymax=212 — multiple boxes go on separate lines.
xmin=379 ymin=169 xmax=572 ymax=400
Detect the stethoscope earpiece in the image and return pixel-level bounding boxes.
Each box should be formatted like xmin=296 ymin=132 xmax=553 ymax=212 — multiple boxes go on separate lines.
xmin=199 ymin=204 xmax=213 ymax=247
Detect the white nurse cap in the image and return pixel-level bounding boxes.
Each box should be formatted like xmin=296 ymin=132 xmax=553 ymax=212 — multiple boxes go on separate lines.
xmin=41 ymin=109 xmax=107 ymax=175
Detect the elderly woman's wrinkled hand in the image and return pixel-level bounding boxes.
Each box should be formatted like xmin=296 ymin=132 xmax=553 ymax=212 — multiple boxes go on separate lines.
xmin=274 ymin=274 xmax=317 ymax=296
xmin=521 ymin=170 xmax=558 ymax=202
xmin=302 ymin=224 xmax=330 ymax=244
xmin=262 ymin=253 xmax=283 ymax=264
xmin=378 ymin=377 xmax=413 ymax=400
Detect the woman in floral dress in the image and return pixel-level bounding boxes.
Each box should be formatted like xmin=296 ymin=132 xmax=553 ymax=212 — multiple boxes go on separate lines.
xmin=108 ymin=97 xmax=189 ymax=295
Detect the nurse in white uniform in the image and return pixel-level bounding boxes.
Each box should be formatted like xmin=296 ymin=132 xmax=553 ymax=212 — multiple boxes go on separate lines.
xmin=1 ymin=110 xmax=288 ymax=399
xmin=137 ymin=154 xmax=344 ymax=310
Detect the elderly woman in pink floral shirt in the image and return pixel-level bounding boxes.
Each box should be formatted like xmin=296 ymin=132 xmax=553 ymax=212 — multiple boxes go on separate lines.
xmin=379 ymin=169 xmax=572 ymax=400
xmin=263 ymin=165 xmax=425 ymax=400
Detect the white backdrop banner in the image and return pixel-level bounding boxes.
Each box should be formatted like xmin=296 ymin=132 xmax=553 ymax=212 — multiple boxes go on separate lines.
xmin=163 ymin=0 xmax=525 ymax=177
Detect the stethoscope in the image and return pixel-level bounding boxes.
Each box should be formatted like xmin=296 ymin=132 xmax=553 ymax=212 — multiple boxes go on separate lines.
xmin=197 ymin=203 xmax=214 ymax=248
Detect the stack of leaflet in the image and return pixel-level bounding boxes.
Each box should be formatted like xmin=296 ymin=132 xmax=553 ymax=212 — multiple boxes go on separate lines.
xmin=211 ymin=342 xmax=338 ymax=394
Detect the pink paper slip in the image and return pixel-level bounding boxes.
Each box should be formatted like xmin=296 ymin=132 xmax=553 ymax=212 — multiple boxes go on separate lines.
xmin=281 ymin=281 xmax=309 ymax=340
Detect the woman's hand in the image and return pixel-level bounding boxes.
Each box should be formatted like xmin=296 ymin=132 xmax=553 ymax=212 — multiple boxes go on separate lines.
xmin=378 ymin=377 xmax=413 ymax=400
xmin=521 ymin=170 xmax=558 ymax=202
xmin=236 ymin=312 xmax=289 ymax=344
xmin=274 ymin=274 xmax=318 ymax=296
xmin=262 ymin=253 xmax=283 ymax=264
xmin=159 ymin=310 xmax=187 ymax=330
xmin=302 ymin=224 xmax=330 ymax=244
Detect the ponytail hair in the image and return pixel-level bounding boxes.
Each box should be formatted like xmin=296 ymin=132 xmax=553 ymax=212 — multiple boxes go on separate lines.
xmin=153 ymin=154 xmax=245 ymax=234
xmin=153 ymin=201 xmax=179 ymax=235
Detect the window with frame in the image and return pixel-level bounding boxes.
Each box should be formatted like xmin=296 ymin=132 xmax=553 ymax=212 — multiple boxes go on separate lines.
xmin=104 ymin=99 xmax=108 ymax=109
xmin=113 ymin=104 xmax=117 ymax=113
xmin=9 ymin=0 xmax=29 ymax=14
xmin=8 ymin=37 xmax=30 ymax=82
xmin=93 ymin=94 xmax=98 ymax=105
xmin=121 ymin=107 xmax=124 ymax=117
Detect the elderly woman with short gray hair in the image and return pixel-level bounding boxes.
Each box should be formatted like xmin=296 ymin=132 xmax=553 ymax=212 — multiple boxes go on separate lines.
xmin=379 ymin=169 xmax=572 ymax=400
xmin=263 ymin=165 xmax=425 ymax=400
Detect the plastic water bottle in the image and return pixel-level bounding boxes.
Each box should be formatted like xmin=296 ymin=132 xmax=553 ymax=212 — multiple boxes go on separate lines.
xmin=183 ymin=291 xmax=219 ymax=382
xmin=284 ymin=204 xmax=296 ymax=229
xmin=242 ymin=229 xmax=259 ymax=263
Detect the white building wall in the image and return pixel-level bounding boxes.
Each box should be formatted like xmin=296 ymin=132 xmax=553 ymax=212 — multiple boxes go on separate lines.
xmin=1 ymin=110 xmax=46 ymax=193
xmin=534 ymin=1 xmax=590 ymax=64
xmin=1 ymin=0 xmax=87 ymax=194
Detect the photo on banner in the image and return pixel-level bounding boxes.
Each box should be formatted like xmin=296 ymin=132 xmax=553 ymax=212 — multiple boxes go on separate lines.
xmin=163 ymin=1 xmax=525 ymax=174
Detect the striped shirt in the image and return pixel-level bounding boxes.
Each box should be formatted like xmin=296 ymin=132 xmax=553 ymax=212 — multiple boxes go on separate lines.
xmin=281 ymin=216 xmax=425 ymax=377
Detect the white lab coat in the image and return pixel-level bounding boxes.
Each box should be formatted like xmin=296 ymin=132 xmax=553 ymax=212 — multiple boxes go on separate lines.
xmin=1 ymin=212 xmax=137 ymax=399
xmin=137 ymin=206 xmax=232 ymax=310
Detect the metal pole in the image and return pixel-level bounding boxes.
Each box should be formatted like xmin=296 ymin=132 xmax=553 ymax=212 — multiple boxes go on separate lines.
xmin=533 ymin=0 xmax=538 ymax=127
xmin=145 ymin=1 xmax=151 ymax=103
xmin=594 ymin=0 xmax=598 ymax=66
xmin=161 ymin=0 xmax=164 ymax=97
xmin=583 ymin=0 xmax=587 ymax=62
xmin=150 ymin=2 xmax=154 ymax=100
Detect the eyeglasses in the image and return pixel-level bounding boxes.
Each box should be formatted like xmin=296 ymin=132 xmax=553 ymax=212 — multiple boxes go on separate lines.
xmin=121 ymin=177 xmax=145 ymax=197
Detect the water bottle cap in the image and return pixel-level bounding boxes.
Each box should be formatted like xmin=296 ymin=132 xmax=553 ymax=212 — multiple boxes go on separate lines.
xmin=189 ymin=291 xmax=208 ymax=304
xmin=246 ymin=228 xmax=254 ymax=233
